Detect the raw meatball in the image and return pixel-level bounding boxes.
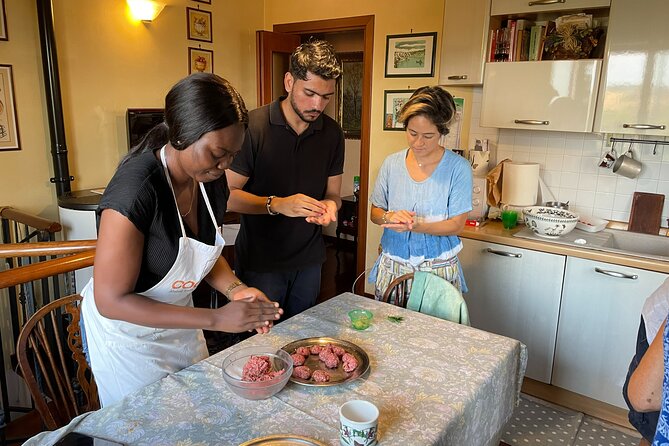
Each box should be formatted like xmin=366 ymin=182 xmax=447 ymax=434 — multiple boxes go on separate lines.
xmin=329 ymin=344 xmax=346 ymax=357
xmin=291 ymin=353 xmax=306 ymax=366
xmin=310 ymin=345 xmax=324 ymax=355
xmin=342 ymin=353 xmax=358 ymax=373
xmin=292 ymin=365 xmax=312 ymax=380
xmin=319 ymin=350 xmax=339 ymax=369
xmin=295 ymin=346 xmax=311 ymax=356
xmin=312 ymin=369 xmax=331 ymax=382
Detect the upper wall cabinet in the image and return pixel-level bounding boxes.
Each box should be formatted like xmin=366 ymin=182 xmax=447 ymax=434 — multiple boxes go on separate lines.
xmin=491 ymin=0 xmax=609 ymax=16
xmin=594 ymin=0 xmax=669 ymax=137
xmin=438 ymin=0 xmax=491 ymax=86
xmin=481 ymin=59 xmax=601 ymax=132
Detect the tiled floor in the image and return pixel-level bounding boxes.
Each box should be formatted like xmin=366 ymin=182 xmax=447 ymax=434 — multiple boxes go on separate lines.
xmin=502 ymin=394 xmax=641 ymax=446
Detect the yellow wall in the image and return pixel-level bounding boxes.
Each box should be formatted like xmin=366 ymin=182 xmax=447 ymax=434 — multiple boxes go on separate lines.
xmin=264 ymin=0 xmax=474 ymax=291
xmin=0 ymin=0 xmax=263 ymax=219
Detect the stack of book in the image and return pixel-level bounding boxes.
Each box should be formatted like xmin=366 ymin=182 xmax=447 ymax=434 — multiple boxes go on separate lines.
xmin=489 ymin=19 xmax=555 ymax=62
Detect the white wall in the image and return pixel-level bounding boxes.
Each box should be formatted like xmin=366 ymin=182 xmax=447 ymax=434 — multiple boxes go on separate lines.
xmin=468 ymin=87 xmax=669 ymax=228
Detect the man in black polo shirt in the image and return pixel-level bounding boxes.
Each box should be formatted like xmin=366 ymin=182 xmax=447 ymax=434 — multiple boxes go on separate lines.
xmin=226 ymin=40 xmax=344 ymax=319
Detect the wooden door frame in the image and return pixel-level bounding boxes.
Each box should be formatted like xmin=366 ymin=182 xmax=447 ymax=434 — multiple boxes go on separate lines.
xmin=274 ymin=16 xmax=374 ymax=294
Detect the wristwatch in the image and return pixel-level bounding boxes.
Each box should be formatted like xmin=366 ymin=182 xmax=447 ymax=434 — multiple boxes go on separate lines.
xmin=266 ymin=195 xmax=279 ymax=216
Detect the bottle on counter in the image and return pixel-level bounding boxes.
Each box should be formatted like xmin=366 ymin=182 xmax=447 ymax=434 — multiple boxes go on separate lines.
xmin=353 ymin=176 xmax=360 ymax=201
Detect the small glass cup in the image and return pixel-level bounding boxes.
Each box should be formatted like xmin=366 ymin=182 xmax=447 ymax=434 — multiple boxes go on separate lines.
xmin=501 ymin=209 xmax=518 ymax=229
xmin=348 ymin=309 xmax=373 ymax=331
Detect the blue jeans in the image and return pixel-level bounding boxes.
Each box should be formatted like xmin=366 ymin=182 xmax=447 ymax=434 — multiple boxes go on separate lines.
xmin=623 ymin=316 xmax=659 ymax=442
xmin=236 ymin=264 xmax=322 ymax=321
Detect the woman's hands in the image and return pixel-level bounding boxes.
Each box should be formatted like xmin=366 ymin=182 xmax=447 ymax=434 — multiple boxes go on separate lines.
xmin=213 ymin=289 xmax=282 ymax=334
xmin=382 ymin=210 xmax=416 ymax=233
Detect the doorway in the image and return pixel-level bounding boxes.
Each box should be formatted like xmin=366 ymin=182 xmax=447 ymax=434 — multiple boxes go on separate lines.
xmin=266 ymin=16 xmax=374 ymax=295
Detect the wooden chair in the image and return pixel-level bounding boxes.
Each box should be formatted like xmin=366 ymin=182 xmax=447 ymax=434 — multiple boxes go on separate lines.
xmin=16 ymin=293 xmax=99 ymax=430
xmin=381 ymin=273 xmax=414 ymax=308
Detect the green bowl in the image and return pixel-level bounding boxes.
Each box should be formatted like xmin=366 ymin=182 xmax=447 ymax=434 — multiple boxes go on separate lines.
xmin=348 ymin=309 xmax=373 ymax=330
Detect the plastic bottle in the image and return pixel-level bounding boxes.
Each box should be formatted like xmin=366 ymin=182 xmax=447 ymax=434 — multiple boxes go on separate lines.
xmin=353 ymin=176 xmax=360 ymax=201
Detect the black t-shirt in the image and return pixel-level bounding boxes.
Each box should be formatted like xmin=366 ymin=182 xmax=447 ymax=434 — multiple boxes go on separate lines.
xmin=230 ymin=98 xmax=345 ymax=272
xmin=98 ymin=150 xmax=229 ymax=292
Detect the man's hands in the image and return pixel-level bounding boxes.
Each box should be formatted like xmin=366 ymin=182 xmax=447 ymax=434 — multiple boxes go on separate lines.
xmin=271 ymin=195 xmax=337 ymax=227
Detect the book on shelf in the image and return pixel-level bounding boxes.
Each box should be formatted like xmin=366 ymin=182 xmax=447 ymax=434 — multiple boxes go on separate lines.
xmin=507 ymin=20 xmax=517 ymax=61
xmin=529 ymin=24 xmax=546 ymax=61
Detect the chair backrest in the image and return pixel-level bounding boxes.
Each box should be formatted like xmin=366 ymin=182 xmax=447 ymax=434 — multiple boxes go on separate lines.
xmin=16 ymin=293 xmax=99 ymax=430
xmin=382 ymin=273 xmax=414 ymax=308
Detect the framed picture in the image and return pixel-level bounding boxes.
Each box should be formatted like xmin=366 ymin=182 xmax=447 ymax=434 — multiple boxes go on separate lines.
xmin=335 ymin=52 xmax=363 ymax=139
xmin=0 ymin=0 xmax=7 ymax=41
xmin=0 ymin=65 xmax=20 ymax=151
xmin=186 ymin=7 xmax=212 ymax=43
xmin=192 ymin=0 xmax=211 ymax=3
xmin=384 ymin=32 xmax=437 ymax=78
xmin=383 ymin=90 xmax=413 ymax=131
xmin=189 ymin=47 xmax=213 ymax=74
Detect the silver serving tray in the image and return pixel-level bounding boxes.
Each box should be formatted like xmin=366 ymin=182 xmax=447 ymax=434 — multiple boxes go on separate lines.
xmin=281 ymin=337 xmax=370 ymax=387
xmin=239 ymin=434 xmax=328 ymax=445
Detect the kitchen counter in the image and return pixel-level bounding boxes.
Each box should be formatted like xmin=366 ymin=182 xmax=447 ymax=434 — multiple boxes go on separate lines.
xmin=461 ymin=220 xmax=669 ymax=274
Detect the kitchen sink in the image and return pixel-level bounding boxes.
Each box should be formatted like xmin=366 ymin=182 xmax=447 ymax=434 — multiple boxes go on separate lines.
xmin=513 ymin=226 xmax=669 ymax=262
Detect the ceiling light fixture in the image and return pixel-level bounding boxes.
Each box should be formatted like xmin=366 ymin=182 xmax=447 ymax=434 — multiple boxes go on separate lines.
xmin=127 ymin=0 xmax=166 ymax=23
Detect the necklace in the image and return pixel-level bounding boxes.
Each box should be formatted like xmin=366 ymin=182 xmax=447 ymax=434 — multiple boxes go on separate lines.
xmin=180 ymin=180 xmax=197 ymax=217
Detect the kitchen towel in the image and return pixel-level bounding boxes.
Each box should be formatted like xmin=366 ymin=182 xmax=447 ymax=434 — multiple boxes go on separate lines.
xmin=502 ymin=162 xmax=540 ymax=206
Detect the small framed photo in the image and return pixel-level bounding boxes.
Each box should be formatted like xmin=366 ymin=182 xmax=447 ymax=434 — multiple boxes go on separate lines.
xmin=384 ymin=32 xmax=437 ymax=78
xmin=189 ymin=47 xmax=213 ymax=74
xmin=0 ymin=65 xmax=20 ymax=151
xmin=0 ymin=0 xmax=7 ymax=41
xmin=192 ymin=0 xmax=211 ymax=3
xmin=383 ymin=90 xmax=413 ymax=131
xmin=186 ymin=7 xmax=212 ymax=43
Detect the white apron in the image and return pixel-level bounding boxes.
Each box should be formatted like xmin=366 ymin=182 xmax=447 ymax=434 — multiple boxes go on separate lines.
xmin=81 ymin=147 xmax=225 ymax=407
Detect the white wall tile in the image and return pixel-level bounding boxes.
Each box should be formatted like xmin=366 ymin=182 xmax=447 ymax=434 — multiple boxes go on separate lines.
xmin=636 ymin=179 xmax=658 ymax=193
xmin=545 ymin=155 xmax=563 ymax=171
xmin=578 ymin=174 xmax=597 ymax=191
xmin=640 ymin=162 xmax=661 ymax=180
xmin=611 ymin=210 xmax=631 ymax=222
xmin=562 ymin=156 xmax=581 ymax=173
xmin=615 ymin=177 xmax=637 ymax=195
xmin=659 ymin=164 xmax=669 ymax=181
xmin=593 ymin=208 xmax=613 ymax=220
xmin=657 ymin=181 xmax=669 ymax=197
xmin=580 ymin=157 xmax=599 ymax=174
xmin=613 ymin=194 xmax=632 ymax=212
xmin=513 ymin=151 xmax=530 ymax=162
xmin=597 ymin=176 xmax=617 ymax=193
xmin=564 ymin=138 xmax=583 ymax=155
xmin=560 ymin=172 xmax=579 ymax=188
xmin=542 ymin=170 xmax=561 ymax=188
xmin=595 ymin=192 xmax=615 ymax=209
xmin=582 ymin=137 xmax=603 ymax=157
xmin=529 ymin=152 xmax=547 ymax=165
xmin=576 ymin=190 xmax=596 ymax=207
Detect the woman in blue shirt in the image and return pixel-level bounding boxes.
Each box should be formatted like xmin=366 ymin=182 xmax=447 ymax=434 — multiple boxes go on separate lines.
xmin=368 ymin=86 xmax=472 ymax=299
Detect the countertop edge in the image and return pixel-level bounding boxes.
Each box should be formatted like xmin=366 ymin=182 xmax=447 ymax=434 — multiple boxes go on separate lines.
xmin=461 ymin=221 xmax=669 ymax=274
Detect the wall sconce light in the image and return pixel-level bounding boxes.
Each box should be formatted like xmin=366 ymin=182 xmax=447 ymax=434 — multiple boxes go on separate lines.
xmin=127 ymin=0 xmax=166 ymax=22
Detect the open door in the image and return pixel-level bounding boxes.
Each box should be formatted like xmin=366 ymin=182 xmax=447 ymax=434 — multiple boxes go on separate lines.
xmin=256 ymin=31 xmax=301 ymax=106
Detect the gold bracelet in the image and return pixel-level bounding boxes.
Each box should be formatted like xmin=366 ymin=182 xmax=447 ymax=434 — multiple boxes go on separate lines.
xmin=225 ymin=280 xmax=244 ymax=298
xmin=381 ymin=210 xmax=391 ymax=224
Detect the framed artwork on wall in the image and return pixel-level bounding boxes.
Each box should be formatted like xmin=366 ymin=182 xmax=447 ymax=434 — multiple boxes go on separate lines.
xmin=335 ymin=52 xmax=363 ymax=140
xmin=192 ymin=0 xmax=212 ymax=3
xmin=186 ymin=7 xmax=212 ymax=43
xmin=384 ymin=32 xmax=437 ymax=78
xmin=0 ymin=65 xmax=20 ymax=151
xmin=383 ymin=89 xmax=413 ymax=131
xmin=189 ymin=47 xmax=214 ymax=74
xmin=0 ymin=0 xmax=7 ymax=41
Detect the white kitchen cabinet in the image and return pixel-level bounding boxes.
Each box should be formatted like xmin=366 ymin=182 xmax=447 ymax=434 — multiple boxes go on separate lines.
xmin=491 ymin=0 xmax=609 ymax=16
xmin=593 ymin=0 xmax=669 ymax=137
xmin=438 ymin=0 xmax=491 ymax=86
xmin=480 ymin=59 xmax=602 ymax=132
xmin=459 ymin=238 xmax=565 ymax=383
xmin=552 ymin=257 xmax=668 ymax=408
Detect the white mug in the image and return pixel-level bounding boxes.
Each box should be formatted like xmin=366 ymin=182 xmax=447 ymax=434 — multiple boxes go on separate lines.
xmin=339 ymin=400 xmax=379 ymax=446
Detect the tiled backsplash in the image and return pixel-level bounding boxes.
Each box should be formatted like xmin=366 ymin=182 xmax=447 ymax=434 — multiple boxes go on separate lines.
xmin=466 ymin=87 xmax=669 ymax=228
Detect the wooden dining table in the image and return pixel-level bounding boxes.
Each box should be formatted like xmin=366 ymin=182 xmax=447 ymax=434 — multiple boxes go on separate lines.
xmin=25 ymin=292 xmax=527 ymax=446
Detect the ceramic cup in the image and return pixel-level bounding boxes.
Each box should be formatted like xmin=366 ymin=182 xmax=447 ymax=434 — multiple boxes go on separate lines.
xmin=612 ymin=149 xmax=642 ymax=179
xmin=501 ymin=209 xmax=518 ymax=229
xmin=339 ymin=400 xmax=379 ymax=446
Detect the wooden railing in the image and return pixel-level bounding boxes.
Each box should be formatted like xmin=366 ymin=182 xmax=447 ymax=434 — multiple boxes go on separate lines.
xmin=0 ymin=206 xmax=96 ymax=427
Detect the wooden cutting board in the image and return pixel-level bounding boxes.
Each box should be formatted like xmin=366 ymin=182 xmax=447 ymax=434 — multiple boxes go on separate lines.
xmin=628 ymin=192 xmax=665 ymax=234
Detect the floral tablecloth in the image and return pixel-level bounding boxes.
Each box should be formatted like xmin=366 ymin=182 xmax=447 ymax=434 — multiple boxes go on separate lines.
xmin=25 ymin=293 xmax=527 ymax=446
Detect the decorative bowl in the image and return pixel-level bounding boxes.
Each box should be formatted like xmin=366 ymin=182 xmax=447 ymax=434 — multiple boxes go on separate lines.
xmin=523 ymin=206 xmax=579 ymax=239
xmin=222 ymin=346 xmax=293 ymax=400
xmin=348 ymin=309 xmax=373 ymax=330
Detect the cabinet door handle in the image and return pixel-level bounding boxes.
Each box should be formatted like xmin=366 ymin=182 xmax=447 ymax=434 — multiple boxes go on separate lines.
xmin=486 ymin=248 xmax=522 ymax=258
xmin=623 ymin=123 xmax=666 ymax=130
xmin=528 ymin=0 xmax=565 ymax=5
xmin=594 ymin=267 xmax=638 ymax=280
xmin=514 ymin=119 xmax=550 ymax=125
xmin=447 ymin=75 xmax=468 ymax=80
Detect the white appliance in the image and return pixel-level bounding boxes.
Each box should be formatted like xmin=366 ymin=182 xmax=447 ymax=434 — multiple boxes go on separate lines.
xmin=470 ymin=176 xmax=489 ymax=220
